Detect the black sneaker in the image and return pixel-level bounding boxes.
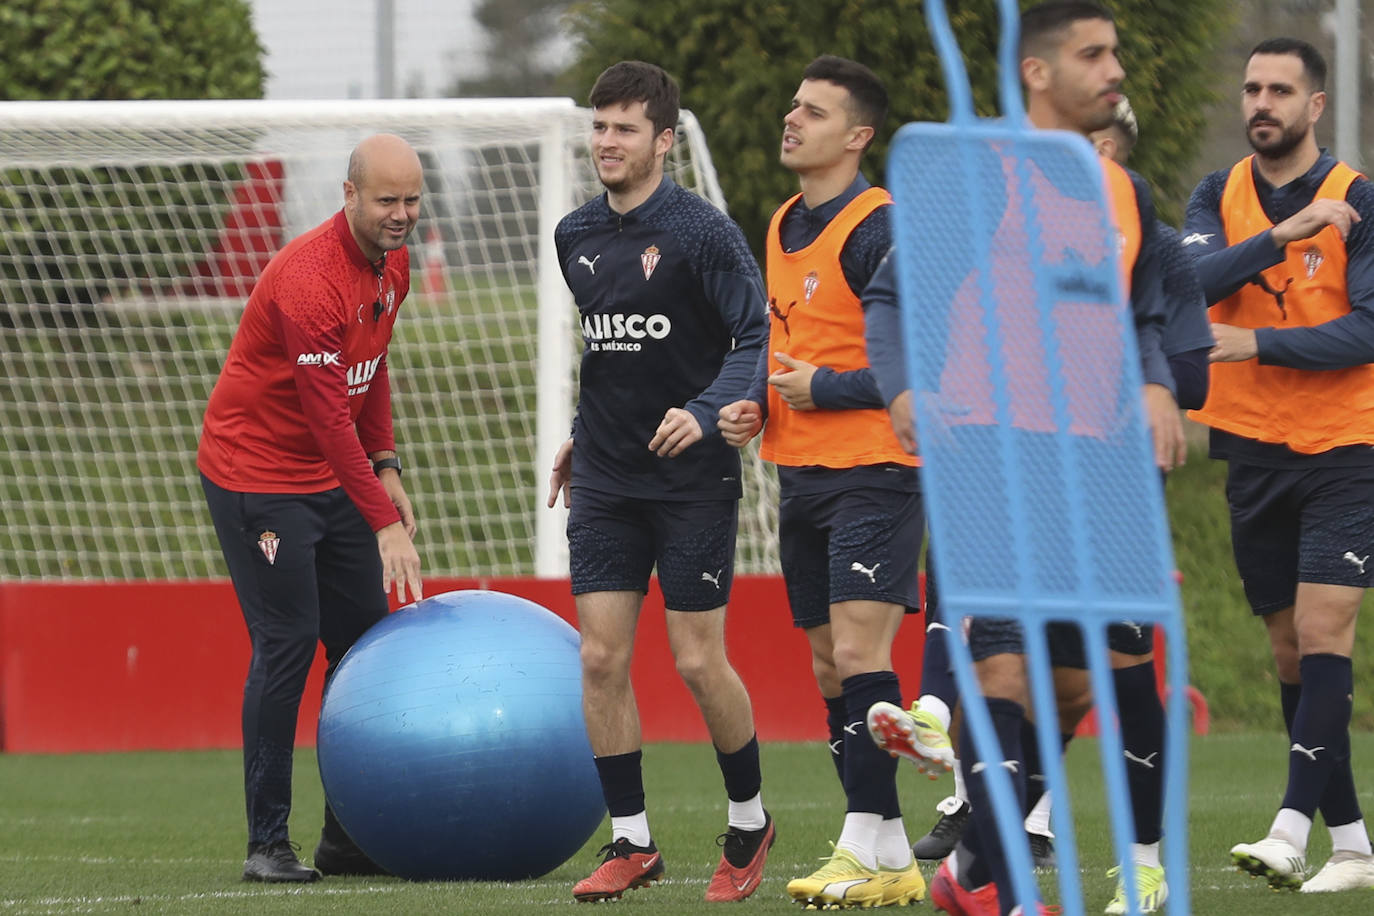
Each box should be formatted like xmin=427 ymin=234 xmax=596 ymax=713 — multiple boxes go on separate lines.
xmin=314 ymin=833 xmax=390 ymax=877
xmin=1028 ymin=832 xmax=1057 ymax=871
xmin=243 ymin=839 xmax=322 ymax=883
xmin=912 ymin=796 xmax=971 ymax=860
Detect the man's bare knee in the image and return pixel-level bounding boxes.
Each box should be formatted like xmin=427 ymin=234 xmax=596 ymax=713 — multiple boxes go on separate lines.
xmin=1263 ymin=606 xmax=1300 ymax=681
xmin=975 ymin=653 xmax=1027 ymax=705
xmin=1053 ymin=668 xmax=1092 ymax=731
xmin=1294 ymin=584 xmax=1363 ymax=658
xmin=811 ymin=655 xmax=841 ymax=698
xmin=674 ymin=645 xmax=728 ymax=693
xmin=579 ymin=630 xmax=634 ymax=686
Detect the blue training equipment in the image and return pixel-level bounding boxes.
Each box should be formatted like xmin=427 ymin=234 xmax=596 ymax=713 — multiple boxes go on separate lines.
xmin=317 ymin=589 xmax=605 ymax=881
xmin=886 ymin=1 xmax=1191 ymax=914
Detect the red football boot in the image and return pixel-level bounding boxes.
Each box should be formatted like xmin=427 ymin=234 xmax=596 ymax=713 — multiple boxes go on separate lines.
xmin=572 ymin=838 xmax=664 ymax=902
xmin=930 ymin=859 xmax=1000 ymax=915
xmin=705 ymin=812 xmax=776 ymax=902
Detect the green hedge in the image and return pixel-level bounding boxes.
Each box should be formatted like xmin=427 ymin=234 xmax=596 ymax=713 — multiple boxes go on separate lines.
xmin=0 ymin=0 xmax=264 ymax=100
xmin=0 ymin=0 xmax=266 ymax=312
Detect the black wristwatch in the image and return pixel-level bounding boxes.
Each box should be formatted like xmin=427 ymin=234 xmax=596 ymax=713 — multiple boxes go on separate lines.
xmin=372 ymin=457 xmax=402 ymax=476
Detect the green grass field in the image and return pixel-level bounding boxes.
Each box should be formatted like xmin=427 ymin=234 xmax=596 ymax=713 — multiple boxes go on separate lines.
xmin=2 ymin=735 xmax=1371 ymax=914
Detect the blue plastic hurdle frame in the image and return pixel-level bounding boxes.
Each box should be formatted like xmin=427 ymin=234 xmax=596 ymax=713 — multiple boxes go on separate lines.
xmin=886 ymin=0 xmax=1191 ymax=913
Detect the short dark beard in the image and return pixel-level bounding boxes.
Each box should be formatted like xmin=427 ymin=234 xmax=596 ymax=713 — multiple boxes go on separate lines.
xmin=600 ymin=161 xmax=657 ymax=198
xmin=1247 ymin=119 xmax=1307 ymax=160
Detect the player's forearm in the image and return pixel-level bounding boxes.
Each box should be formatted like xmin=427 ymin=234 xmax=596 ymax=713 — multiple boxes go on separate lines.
xmin=1167 ymin=347 xmax=1210 ymax=410
xmin=685 ymin=339 xmax=764 ymax=436
xmin=688 ymin=269 xmax=769 ymax=427
xmin=1191 ymin=232 xmax=1286 ymax=304
xmin=1135 ymin=322 xmax=1176 ymax=394
xmin=355 ymin=361 xmax=397 ymax=454
xmin=299 ymin=384 xmax=402 ymax=531
xmin=1256 ymin=308 xmax=1374 ymax=369
xmin=1128 ymin=247 xmax=1176 ymax=395
xmin=744 ymin=345 xmax=769 ymax=412
xmin=810 ymin=367 xmax=885 ymax=410
xmin=861 ymin=254 xmax=910 ymax=405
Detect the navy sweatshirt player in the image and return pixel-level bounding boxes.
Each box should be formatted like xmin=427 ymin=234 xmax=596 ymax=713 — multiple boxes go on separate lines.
xmin=546 ymin=61 xmax=775 ymax=903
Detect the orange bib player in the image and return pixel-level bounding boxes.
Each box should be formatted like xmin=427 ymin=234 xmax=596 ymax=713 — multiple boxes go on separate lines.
xmin=1183 ymin=36 xmax=1374 ymax=894
xmin=718 ymin=56 xmax=928 ymax=909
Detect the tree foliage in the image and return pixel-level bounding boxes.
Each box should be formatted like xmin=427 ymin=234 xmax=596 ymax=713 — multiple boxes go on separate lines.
xmin=0 ymin=0 xmax=266 ymax=314
xmin=459 ymin=0 xmax=570 ymax=97
xmin=0 ymin=0 xmax=264 ymax=100
xmin=567 ymin=0 xmax=1234 ymax=249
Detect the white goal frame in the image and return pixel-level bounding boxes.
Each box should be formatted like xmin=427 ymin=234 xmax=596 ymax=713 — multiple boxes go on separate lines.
xmin=0 ymin=98 xmax=774 ymax=582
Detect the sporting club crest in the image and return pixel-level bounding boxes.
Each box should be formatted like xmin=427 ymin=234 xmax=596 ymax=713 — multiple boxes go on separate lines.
xmin=1303 ymin=245 xmax=1324 ymax=279
xmin=258 ymin=530 xmax=281 ymax=565
xmin=641 ymin=245 xmax=661 ymax=281
xmin=803 ymin=270 xmax=820 ymax=303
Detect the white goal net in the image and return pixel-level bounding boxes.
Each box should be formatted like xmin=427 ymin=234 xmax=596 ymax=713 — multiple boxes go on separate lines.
xmin=0 ymin=99 xmax=779 ymax=581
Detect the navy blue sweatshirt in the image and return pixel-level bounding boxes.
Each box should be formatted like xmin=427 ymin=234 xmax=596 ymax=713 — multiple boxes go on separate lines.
xmin=556 ymin=176 xmax=768 ymax=499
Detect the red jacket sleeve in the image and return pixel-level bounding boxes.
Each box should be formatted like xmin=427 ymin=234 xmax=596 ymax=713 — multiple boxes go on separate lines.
xmin=274 ymin=307 xmax=401 ymax=531
xmin=356 ymin=357 xmax=396 ymax=455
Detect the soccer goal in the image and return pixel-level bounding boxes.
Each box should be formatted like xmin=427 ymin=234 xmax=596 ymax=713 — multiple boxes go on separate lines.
xmin=0 ymin=98 xmax=779 ymax=581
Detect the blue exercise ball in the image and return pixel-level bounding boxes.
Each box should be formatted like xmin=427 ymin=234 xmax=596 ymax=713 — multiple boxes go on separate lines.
xmin=317 ymin=589 xmax=605 ymax=881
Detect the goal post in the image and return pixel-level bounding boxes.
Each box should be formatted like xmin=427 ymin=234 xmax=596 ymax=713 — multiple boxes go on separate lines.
xmin=535 ymin=112 xmax=575 ymax=578
xmin=0 ymin=98 xmax=779 ymax=582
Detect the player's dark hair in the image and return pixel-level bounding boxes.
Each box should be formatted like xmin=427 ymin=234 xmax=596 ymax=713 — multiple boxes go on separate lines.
xmin=802 ymin=55 xmax=889 ymax=136
xmin=589 ymin=61 xmax=680 ymax=136
xmin=1020 ymin=1 xmax=1115 ymax=60
xmin=1250 ymin=37 xmax=1327 ymax=93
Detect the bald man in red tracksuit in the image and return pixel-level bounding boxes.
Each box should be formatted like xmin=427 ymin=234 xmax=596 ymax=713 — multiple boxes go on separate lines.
xmin=199 ymin=133 xmax=424 ymax=884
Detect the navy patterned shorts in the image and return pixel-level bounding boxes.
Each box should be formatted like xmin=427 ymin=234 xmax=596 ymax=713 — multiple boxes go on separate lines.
xmin=1226 ymin=461 xmax=1374 ymax=615
xmin=567 ymin=487 xmax=737 ymax=611
xmin=779 ymin=487 xmax=924 ymax=629
xmin=968 ymin=618 xmax=1152 ymax=666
